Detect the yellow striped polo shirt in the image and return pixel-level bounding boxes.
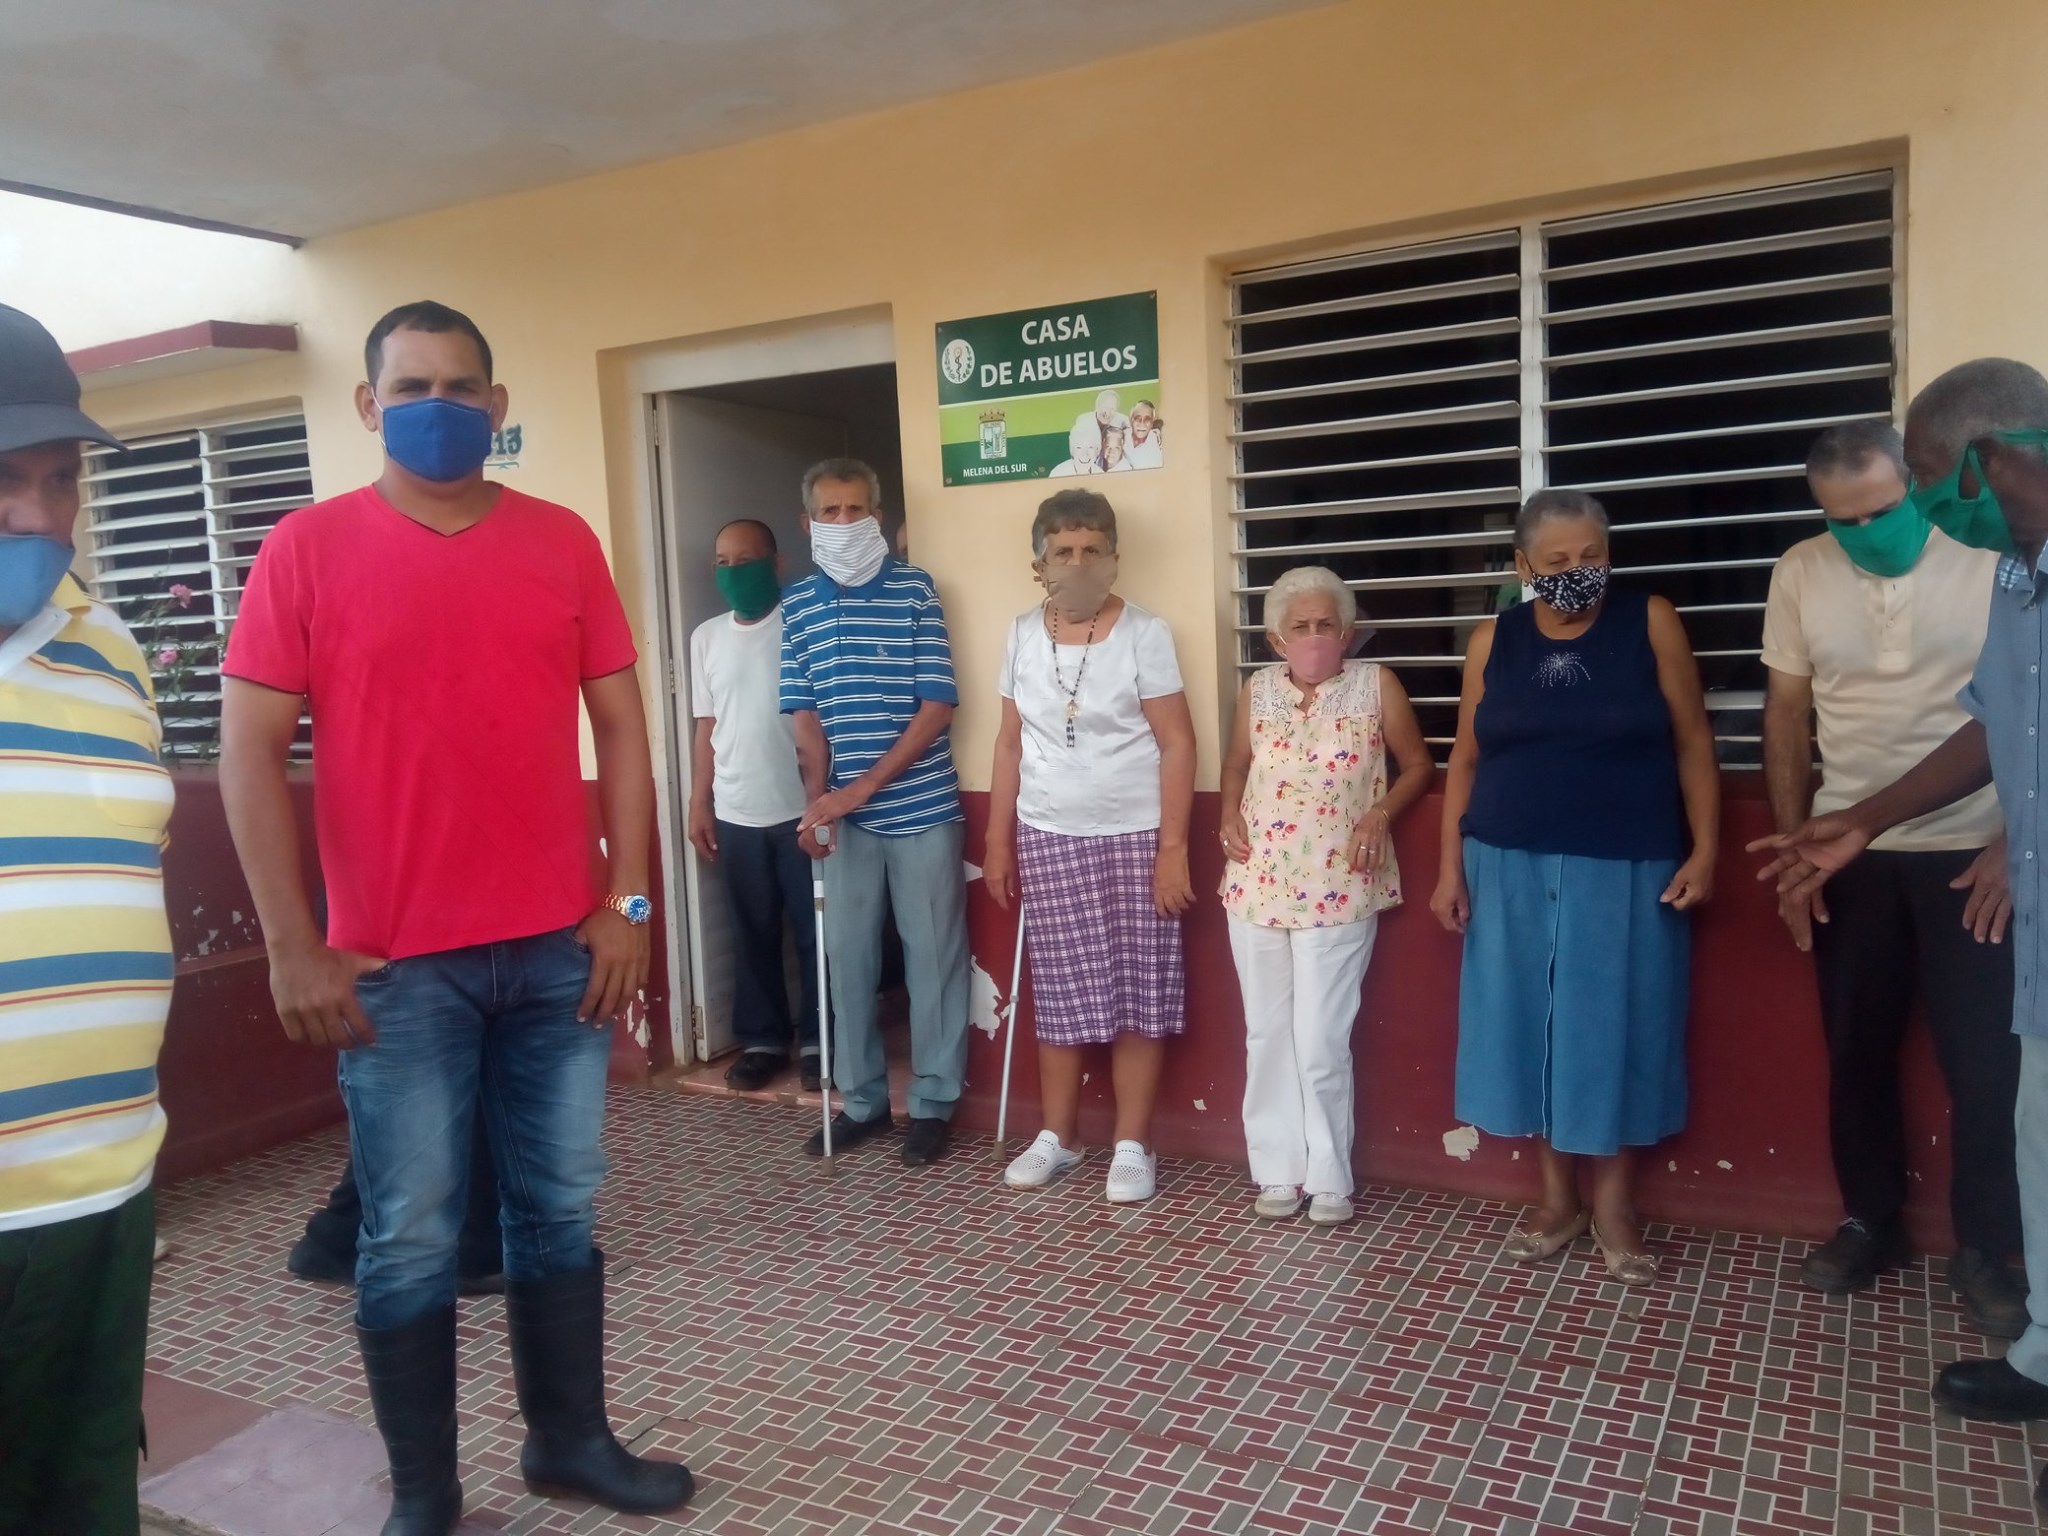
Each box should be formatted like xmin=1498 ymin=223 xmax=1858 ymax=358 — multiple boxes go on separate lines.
xmin=0 ymin=574 xmax=174 ymax=1232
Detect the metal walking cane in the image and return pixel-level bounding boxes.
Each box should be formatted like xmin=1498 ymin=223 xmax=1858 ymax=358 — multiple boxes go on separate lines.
xmin=994 ymin=909 xmax=1027 ymax=1153
xmin=812 ymin=824 xmax=834 ymax=1166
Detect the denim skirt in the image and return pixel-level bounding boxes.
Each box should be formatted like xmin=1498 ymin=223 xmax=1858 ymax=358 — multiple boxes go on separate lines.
xmin=1453 ymin=837 xmax=1690 ymax=1156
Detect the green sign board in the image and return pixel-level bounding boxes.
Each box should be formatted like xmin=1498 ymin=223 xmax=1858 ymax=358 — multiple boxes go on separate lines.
xmin=936 ymin=291 xmax=1163 ymax=485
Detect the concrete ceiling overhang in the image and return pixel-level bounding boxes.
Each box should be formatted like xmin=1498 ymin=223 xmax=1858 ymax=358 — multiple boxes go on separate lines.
xmin=1 ymin=0 xmax=1334 ymax=242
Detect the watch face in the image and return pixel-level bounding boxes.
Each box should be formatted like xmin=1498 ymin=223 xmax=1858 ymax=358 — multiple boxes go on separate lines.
xmin=624 ymin=895 xmax=652 ymax=925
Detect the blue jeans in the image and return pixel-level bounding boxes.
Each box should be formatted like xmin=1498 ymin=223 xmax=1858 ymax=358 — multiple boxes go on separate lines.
xmin=337 ymin=928 xmax=611 ymax=1330
xmin=822 ymin=820 xmax=970 ymax=1122
xmin=717 ymin=817 xmax=823 ymax=1057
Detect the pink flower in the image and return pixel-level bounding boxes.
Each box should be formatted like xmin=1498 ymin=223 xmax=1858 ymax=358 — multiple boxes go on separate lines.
xmin=154 ymin=645 xmax=180 ymax=667
xmin=168 ymin=584 xmax=194 ymax=607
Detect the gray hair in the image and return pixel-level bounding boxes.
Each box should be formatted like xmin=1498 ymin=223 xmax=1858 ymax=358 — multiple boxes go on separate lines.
xmin=1032 ymin=488 xmax=1118 ymax=559
xmin=1514 ymin=488 xmax=1609 ymax=553
xmin=1263 ymin=565 xmax=1357 ymax=633
xmin=801 ymin=456 xmax=883 ymax=515
xmin=1906 ymin=358 xmax=2048 ymax=468
xmin=1806 ymin=419 xmax=1906 ymax=482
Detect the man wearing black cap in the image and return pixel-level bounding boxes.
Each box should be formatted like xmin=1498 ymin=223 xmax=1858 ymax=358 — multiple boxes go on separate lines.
xmin=0 ymin=305 xmax=175 ymax=1534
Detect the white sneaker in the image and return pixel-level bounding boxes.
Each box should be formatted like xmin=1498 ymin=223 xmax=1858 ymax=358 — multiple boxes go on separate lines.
xmin=1307 ymin=1193 xmax=1355 ymax=1225
xmin=1255 ymin=1184 xmax=1303 ymax=1219
xmin=1105 ymin=1141 xmax=1157 ymax=1204
xmin=1005 ymin=1130 xmax=1082 ymax=1189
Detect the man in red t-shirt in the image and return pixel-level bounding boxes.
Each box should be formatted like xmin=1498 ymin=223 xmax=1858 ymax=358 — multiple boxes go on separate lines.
xmin=219 ymin=302 xmax=692 ymax=1530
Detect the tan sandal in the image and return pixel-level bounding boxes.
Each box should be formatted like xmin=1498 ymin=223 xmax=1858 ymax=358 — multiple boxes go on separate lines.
xmin=1591 ymin=1222 xmax=1659 ymax=1286
xmin=1502 ymin=1208 xmax=1590 ymax=1263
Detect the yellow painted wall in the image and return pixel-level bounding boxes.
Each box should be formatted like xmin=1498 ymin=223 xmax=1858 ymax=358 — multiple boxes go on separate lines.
xmin=54 ymin=0 xmax=2048 ymax=787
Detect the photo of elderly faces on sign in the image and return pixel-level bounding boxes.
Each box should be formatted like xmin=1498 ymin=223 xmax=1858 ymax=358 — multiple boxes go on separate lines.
xmin=1049 ymin=390 xmax=1165 ymax=477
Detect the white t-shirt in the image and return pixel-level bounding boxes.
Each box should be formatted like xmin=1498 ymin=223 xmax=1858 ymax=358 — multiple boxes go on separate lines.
xmin=1760 ymin=527 xmax=2001 ymax=852
xmin=999 ymin=600 xmax=1184 ymax=837
xmin=1047 ymin=459 xmax=1101 ymax=478
xmin=1125 ymin=435 xmax=1163 ymax=470
xmin=688 ymin=607 xmax=809 ymax=828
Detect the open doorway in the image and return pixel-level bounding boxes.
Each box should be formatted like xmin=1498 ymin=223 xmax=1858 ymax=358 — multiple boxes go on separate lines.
xmin=653 ymin=362 xmax=912 ymax=1097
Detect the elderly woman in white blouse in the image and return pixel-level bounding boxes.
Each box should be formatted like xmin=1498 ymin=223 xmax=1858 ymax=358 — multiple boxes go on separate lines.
xmin=1219 ymin=566 xmax=1431 ymax=1224
xmin=983 ymin=488 xmax=1196 ymax=1203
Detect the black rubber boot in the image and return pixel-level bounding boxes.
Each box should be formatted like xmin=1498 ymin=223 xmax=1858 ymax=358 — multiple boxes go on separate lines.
xmin=505 ymin=1254 xmax=695 ymax=1513
xmin=356 ymin=1307 xmax=464 ymax=1536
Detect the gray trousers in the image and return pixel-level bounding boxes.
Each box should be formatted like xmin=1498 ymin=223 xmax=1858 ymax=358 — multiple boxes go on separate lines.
xmin=822 ymin=819 xmax=971 ymax=1122
xmin=2008 ymin=1035 xmax=2048 ymax=1382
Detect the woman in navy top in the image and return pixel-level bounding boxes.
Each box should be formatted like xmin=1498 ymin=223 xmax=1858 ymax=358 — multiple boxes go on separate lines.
xmin=1432 ymin=489 xmax=1719 ymax=1285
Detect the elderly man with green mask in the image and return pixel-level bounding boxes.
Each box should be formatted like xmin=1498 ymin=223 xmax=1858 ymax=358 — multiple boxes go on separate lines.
xmin=1760 ymin=420 xmax=2022 ymax=1333
xmin=687 ymin=518 xmax=822 ymax=1091
xmin=1760 ymin=358 xmax=2048 ymax=1510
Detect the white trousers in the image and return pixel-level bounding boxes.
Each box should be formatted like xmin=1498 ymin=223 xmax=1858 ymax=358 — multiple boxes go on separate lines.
xmin=1227 ymin=913 xmax=1378 ymax=1197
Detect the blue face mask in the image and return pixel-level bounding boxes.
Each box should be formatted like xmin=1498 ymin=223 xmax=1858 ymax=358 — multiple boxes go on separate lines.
xmin=0 ymin=535 xmax=73 ymax=628
xmin=379 ymin=396 xmax=494 ymax=483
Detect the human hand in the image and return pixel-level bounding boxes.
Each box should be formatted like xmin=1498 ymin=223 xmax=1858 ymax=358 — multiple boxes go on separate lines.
xmin=1747 ymin=814 xmax=1871 ymax=903
xmin=1661 ymin=852 xmax=1716 ymax=910
xmin=1349 ymin=805 xmax=1393 ymax=873
xmin=575 ymin=907 xmax=649 ymax=1025
xmin=984 ymin=839 xmax=1018 ymax=911
xmin=269 ymin=938 xmax=386 ymax=1049
xmin=1954 ymin=841 xmax=2013 ymax=944
xmin=1219 ymin=811 xmax=1252 ymax=864
xmin=1430 ymin=871 xmax=1470 ymax=934
xmin=1154 ymin=843 xmax=1195 ymax=917
xmin=687 ymin=798 xmax=718 ymax=862
xmin=1776 ymin=888 xmax=1830 ymax=952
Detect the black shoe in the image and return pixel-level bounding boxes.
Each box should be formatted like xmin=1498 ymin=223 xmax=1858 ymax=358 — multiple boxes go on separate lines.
xmin=1951 ymin=1248 xmax=2032 ymax=1340
xmin=457 ymin=1271 xmax=506 ymax=1297
xmin=357 ymin=1306 xmax=464 ymax=1536
xmin=286 ymin=1233 xmax=357 ymax=1287
xmin=1934 ymin=1357 xmax=2048 ymax=1421
xmin=800 ymin=1054 xmax=823 ymax=1093
xmin=505 ymin=1253 xmax=695 ymax=1513
xmin=723 ymin=1051 xmax=786 ymax=1092
xmin=804 ymin=1109 xmax=893 ymax=1157
xmin=901 ymin=1117 xmax=952 ymax=1166
xmin=1799 ymin=1218 xmax=1908 ymax=1294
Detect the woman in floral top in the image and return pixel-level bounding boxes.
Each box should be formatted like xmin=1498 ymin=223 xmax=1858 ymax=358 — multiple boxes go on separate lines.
xmin=1219 ymin=566 xmax=1431 ymax=1224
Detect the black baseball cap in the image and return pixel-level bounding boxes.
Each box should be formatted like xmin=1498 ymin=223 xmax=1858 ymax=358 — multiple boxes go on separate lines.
xmin=0 ymin=304 xmax=121 ymax=455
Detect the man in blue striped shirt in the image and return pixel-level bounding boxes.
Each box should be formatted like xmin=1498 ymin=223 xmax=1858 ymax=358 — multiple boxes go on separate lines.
xmin=783 ymin=459 xmax=969 ymax=1165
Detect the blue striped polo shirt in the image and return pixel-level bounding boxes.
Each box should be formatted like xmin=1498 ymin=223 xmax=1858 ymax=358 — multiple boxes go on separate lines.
xmin=779 ymin=557 xmax=963 ymax=836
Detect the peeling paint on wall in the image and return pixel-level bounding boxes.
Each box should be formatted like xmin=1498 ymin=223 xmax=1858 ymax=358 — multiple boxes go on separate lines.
xmin=969 ymin=957 xmax=1003 ymax=1039
xmin=1715 ymin=1159 xmax=1733 ymax=1171
xmin=1442 ymin=1125 xmax=1479 ymax=1162
xmin=1193 ymin=1097 xmax=1207 ymax=1112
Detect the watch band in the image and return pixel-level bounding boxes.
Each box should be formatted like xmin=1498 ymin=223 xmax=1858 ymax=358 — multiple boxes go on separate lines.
xmin=604 ymin=893 xmax=652 ymax=925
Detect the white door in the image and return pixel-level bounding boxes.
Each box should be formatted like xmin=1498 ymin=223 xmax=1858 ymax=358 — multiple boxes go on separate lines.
xmin=657 ymin=393 xmax=845 ymax=1061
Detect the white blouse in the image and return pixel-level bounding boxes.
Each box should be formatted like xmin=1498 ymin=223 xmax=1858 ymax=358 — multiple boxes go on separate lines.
xmin=999 ymin=601 xmax=1184 ymax=837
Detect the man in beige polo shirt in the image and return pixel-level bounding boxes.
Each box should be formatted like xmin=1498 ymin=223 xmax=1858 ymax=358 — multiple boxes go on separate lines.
xmin=1762 ymin=419 xmax=2025 ymax=1334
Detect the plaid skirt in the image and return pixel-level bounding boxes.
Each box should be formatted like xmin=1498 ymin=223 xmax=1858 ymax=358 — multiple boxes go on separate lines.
xmin=1016 ymin=823 xmax=1186 ymax=1046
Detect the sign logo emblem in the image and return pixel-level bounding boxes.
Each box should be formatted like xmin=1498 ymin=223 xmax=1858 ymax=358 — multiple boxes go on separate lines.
xmin=941 ymin=338 xmax=975 ymax=386
xmin=979 ymin=410 xmax=1008 ymax=460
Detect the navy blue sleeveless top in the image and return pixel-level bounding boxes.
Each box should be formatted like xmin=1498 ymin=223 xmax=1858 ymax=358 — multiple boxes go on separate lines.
xmin=1461 ymin=585 xmax=1684 ymax=861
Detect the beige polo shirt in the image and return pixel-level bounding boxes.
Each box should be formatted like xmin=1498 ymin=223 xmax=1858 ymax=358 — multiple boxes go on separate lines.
xmin=1761 ymin=527 xmax=2001 ymax=851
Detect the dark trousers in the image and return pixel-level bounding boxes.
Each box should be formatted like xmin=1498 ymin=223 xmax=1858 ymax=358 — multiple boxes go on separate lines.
xmin=1811 ymin=847 xmax=2023 ymax=1255
xmin=0 ymin=1186 xmax=154 ymax=1536
xmin=302 ymin=1108 xmax=503 ymax=1281
xmin=719 ymin=817 xmax=823 ymax=1057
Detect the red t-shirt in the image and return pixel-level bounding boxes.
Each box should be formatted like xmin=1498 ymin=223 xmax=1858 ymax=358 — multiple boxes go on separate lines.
xmin=224 ymin=485 xmax=639 ymax=960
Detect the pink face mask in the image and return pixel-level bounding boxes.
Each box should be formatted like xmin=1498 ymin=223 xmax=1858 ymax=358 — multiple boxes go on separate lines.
xmin=1280 ymin=633 xmax=1345 ymax=686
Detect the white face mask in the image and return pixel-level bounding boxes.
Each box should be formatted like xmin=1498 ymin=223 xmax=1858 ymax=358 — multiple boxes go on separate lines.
xmin=809 ymin=515 xmax=890 ymax=588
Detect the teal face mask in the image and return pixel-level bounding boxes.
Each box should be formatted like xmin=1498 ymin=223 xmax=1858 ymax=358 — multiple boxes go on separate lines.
xmin=1826 ymin=499 xmax=1932 ymax=578
xmin=1907 ymin=427 xmax=2048 ymax=554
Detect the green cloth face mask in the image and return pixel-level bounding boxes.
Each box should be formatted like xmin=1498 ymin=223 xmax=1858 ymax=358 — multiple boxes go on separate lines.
xmin=714 ymin=557 xmax=781 ymax=621
xmin=1908 ymin=427 xmax=2048 ymax=554
xmin=1826 ymin=499 xmax=1932 ymax=578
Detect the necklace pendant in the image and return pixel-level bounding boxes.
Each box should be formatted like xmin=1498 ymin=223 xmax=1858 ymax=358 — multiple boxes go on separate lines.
xmin=1064 ymin=699 xmax=1080 ymax=721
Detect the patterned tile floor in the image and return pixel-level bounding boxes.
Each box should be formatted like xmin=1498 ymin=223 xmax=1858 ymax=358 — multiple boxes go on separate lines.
xmin=146 ymin=1086 xmax=2048 ymax=1536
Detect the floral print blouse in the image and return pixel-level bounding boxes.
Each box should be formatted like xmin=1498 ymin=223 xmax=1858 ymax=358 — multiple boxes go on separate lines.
xmin=1221 ymin=659 xmax=1401 ymax=929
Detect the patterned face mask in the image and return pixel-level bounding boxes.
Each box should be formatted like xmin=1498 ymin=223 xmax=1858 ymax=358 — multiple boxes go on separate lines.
xmin=1527 ymin=561 xmax=1610 ymax=616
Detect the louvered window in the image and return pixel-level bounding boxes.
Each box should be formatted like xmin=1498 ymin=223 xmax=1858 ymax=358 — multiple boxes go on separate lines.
xmin=83 ymin=411 xmax=314 ymax=757
xmin=1229 ymin=170 xmax=1897 ymax=765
